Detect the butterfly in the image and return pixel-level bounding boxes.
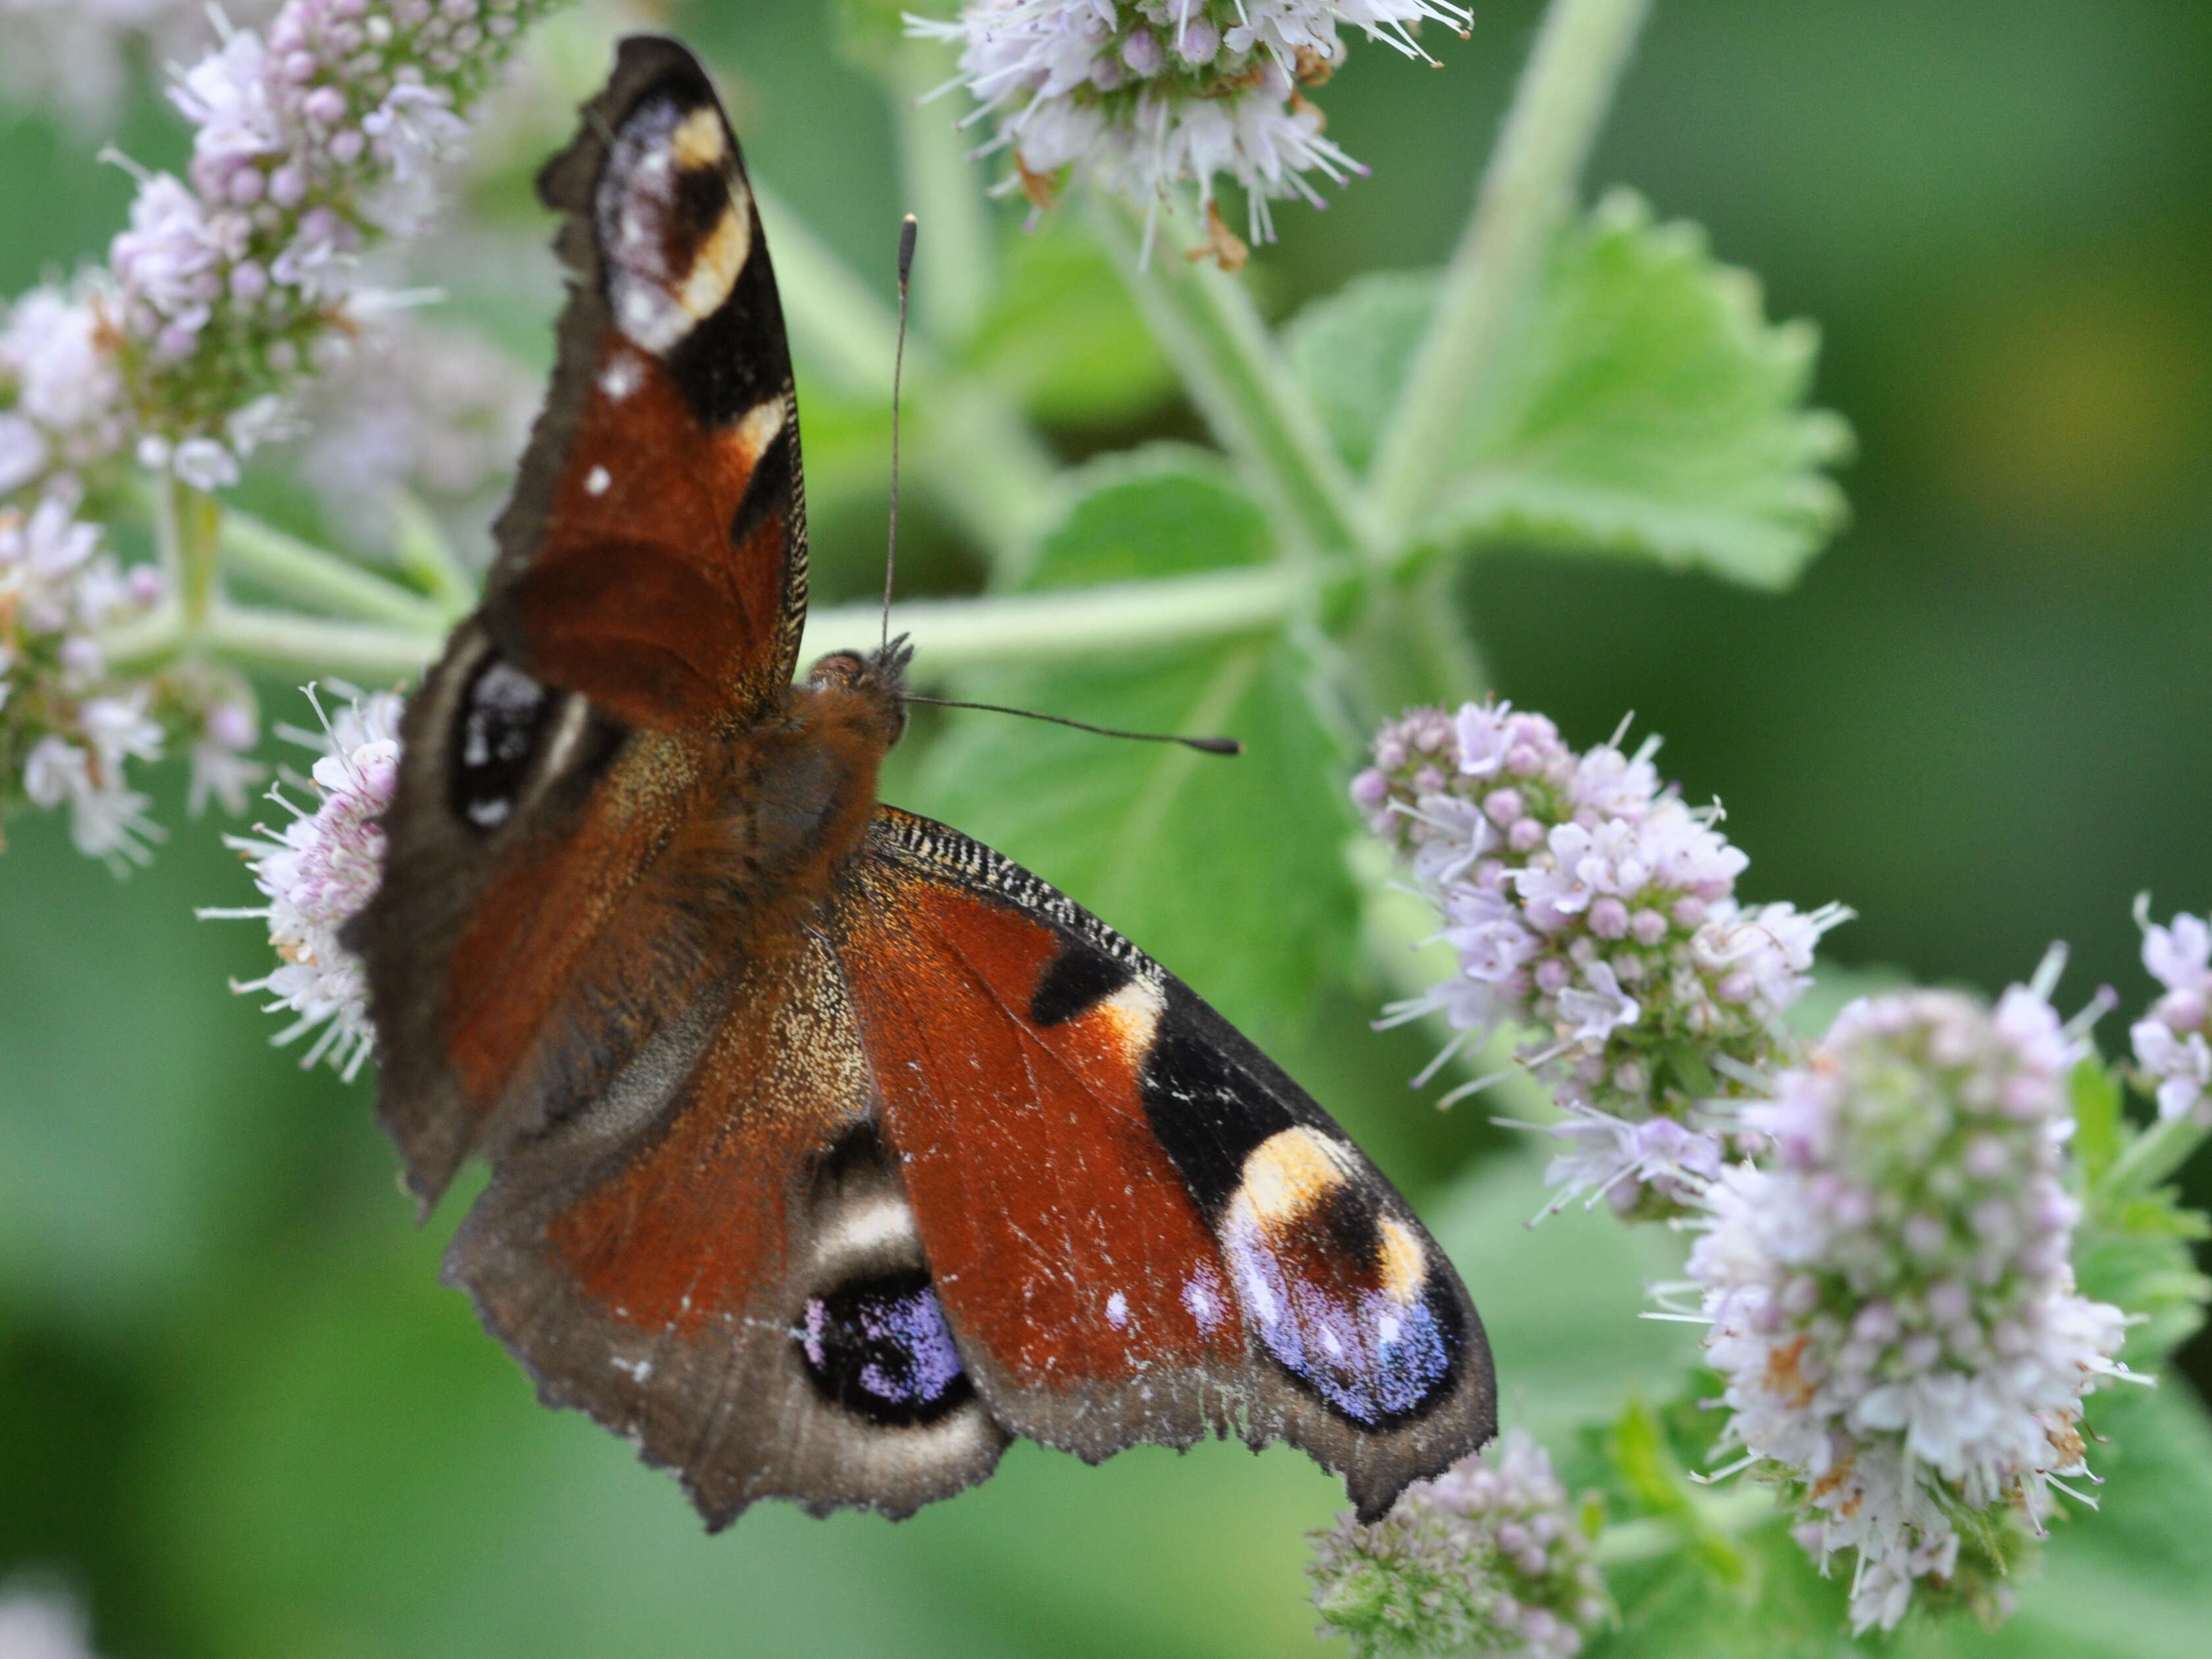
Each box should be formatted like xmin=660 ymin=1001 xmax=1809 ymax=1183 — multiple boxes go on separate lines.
xmin=349 ymin=35 xmax=1494 ymax=1528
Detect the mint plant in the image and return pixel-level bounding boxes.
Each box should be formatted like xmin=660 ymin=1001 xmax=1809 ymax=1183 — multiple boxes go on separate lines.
xmin=5 ymin=4 xmax=2206 ymax=1654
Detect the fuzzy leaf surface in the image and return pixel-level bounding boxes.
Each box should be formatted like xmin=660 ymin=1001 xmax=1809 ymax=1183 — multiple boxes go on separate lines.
xmin=1287 ymin=191 xmax=1853 ymax=588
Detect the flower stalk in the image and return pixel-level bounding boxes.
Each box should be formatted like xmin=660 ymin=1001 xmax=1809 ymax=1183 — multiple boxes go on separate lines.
xmin=1091 ymin=194 xmax=1381 ymax=563
xmin=1369 ymin=0 xmax=1652 ymax=535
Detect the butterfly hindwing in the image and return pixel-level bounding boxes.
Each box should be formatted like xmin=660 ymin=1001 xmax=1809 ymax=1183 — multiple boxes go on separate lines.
xmin=352 ymin=36 xmax=808 ymax=1204
xmin=839 ymin=808 xmax=1497 ymax=1521
xmin=442 ymin=931 xmax=1010 ymax=1525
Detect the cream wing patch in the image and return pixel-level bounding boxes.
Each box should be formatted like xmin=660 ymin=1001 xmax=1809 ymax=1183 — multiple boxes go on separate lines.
xmin=596 ymin=95 xmax=753 ymax=356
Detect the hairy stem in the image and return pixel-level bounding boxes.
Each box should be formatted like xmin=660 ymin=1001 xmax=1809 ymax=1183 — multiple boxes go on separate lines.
xmin=1091 ymin=196 xmax=1382 ymax=565
xmin=201 ymin=603 xmax=444 ymax=684
xmin=806 ymin=562 xmax=1309 ymax=669
xmin=1368 ymin=0 xmax=1650 ymax=534
xmin=103 ymin=564 xmax=1312 ymax=685
xmin=219 ymin=507 xmax=454 ymax=631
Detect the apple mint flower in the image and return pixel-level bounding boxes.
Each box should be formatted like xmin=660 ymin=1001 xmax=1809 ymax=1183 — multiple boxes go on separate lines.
xmin=1354 ymin=700 xmax=1849 ymax=1217
xmin=202 ymin=685 xmax=398 ymax=1078
xmin=1309 ymin=1429 xmax=1606 ymax=1659
xmin=1 ymin=0 xmax=564 ymax=506
xmin=1 ymin=492 xmax=174 ymax=865
xmin=1683 ymin=962 xmax=2138 ymax=1634
xmin=0 ymin=282 xmax=132 ymax=499
xmin=910 ymin=3 xmax=1472 ymax=259
xmin=2128 ymin=900 xmax=2212 ymax=1124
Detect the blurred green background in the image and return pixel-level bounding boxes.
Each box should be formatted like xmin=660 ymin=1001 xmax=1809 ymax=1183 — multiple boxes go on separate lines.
xmin=5 ymin=3 xmax=2211 ymax=1654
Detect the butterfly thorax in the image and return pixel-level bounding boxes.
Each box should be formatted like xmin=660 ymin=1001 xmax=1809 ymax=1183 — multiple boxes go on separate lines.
xmin=729 ymin=641 xmax=910 ymax=900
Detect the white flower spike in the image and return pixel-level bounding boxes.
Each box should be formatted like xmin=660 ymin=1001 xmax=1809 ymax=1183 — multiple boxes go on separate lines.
xmin=201 ymin=684 xmax=400 ymax=1080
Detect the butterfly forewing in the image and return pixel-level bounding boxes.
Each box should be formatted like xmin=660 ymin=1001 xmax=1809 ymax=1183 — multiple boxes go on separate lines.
xmin=353 ymin=38 xmax=811 ymax=1203
xmin=841 ymin=809 xmax=1496 ymax=1519
xmin=490 ymin=34 xmax=808 ymax=731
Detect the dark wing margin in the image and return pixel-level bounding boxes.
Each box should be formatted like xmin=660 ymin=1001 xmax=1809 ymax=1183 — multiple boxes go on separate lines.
xmin=484 ymin=33 xmax=808 ymax=731
xmin=838 ymin=806 xmax=1497 ymax=1521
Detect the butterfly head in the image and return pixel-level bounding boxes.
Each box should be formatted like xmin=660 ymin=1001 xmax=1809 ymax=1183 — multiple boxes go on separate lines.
xmin=803 ymin=633 xmax=914 ymax=749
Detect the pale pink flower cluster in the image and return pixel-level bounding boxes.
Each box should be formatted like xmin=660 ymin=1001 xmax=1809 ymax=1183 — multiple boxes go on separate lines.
xmin=1 ymin=492 xmax=194 ymax=866
xmin=910 ymin=2 xmax=1471 ymax=250
xmin=1355 ymin=700 xmax=1848 ymax=1217
xmin=1 ymin=0 xmax=556 ymax=504
xmin=1309 ymin=1429 xmax=1606 ymax=1659
xmin=0 ymin=284 xmax=131 ymax=500
xmin=202 ymin=686 xmax=398 ymax=1077
xmin=1686 ymin=967 xmax=2136 ymax=1633
xmin=2129 ymin=901 xmax=2212 ymax=1124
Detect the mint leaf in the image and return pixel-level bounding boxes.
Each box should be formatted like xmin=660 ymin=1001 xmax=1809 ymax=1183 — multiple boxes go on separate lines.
xmin=1287 ymin=191 xmax=1853 ymax=589
xmin=1286 ymin=272 xmax=1435 ymax=476
xmin=1018 ymin=442 xmax=1273 ymax=589
xmin=902 ymin=448 xmax=1354 ymax=1040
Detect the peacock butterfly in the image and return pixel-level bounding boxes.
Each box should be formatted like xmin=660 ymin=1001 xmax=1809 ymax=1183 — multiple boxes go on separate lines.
xmin=348 ymin=34 xmax=1494 ymax=1527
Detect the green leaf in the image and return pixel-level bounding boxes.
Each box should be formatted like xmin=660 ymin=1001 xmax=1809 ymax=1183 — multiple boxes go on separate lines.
xmin=1016 ymin=442 xmax=1273 ymax=589
xmin=903 ymin=447 xmax=1354 ymax=1041
xmin=1286 ymin=190 xmax=1853 ymax=589
xmin=965 ymin=217 xmax=1176 ymax=428
xmin=2070 ymin=1057 xmax=2126 ymax=1186
xmin=1286 ymin=272 xmax=1436 ymax=477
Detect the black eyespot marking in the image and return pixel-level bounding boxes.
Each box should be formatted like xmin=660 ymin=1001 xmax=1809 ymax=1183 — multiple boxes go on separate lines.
xmin=668 ymin=218 xmax=785 ymax=424
xmin=1138 ymin=989 xmax=1296 ymax=1219
xmin=672 ymin=162 xmax=732 ymax=251
xmin=727 ymin=415 xmax=794 ymax=554
xmin=795 ymin=1270 xmax=972 ymax=1427
xmin=451 ymin=653 xmax=554 ymax=831
xmin=1030 ymin=943 xmax=1135 ymax=1028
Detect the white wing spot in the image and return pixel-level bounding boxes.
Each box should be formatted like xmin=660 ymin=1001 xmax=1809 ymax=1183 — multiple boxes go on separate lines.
xmin=586 ymin=466 xmax=611 ymax=496
xmin=599 ymin=353 xmax=645 ymax=403
xmin=612 ymin=1356 xmax=654 ymax=1382
xmin=1105 ymin=1290 xmax=1130 ymax=1329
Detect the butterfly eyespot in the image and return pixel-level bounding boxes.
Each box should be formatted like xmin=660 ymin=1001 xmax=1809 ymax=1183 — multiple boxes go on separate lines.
xmin=450 ymin=653 xmax=556 ymax=831
xmin=795 ymin=1269 xmax=973 ymax=1427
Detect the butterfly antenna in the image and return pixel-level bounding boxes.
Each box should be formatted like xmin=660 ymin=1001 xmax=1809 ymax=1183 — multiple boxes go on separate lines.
xmin=881 ymin=213 xmax=918 ymax=661
xmin=900 ymin=695 xmax=1241 ymax=756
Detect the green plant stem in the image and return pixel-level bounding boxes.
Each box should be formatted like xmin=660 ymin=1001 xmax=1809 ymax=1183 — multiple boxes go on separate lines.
xmin=200 ymin=603 xmax=444 ymax=684
xmin=101 ymin=562 xmax=1310 ymax=684
xmin=1368 ymin=0 xmax=1650 ymax=535
xmin=755 ymin=183 xmax=1058 ymax=566
xmin=385 ymin=488 xmax=479 ymax=618
xmin=804 ymin=562 xmax=1308 ymax=669
xmin=2102 ymin=1112 xmax=2211 ymax=1201
xmin=219 ymin=507 xmax=453 ymax=631
xmin=1090 ymin=196 xmax=1382 ymax=565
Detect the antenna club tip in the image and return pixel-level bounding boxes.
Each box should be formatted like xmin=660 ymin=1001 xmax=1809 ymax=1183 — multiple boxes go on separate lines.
xmin=1190 ymin=736 xmax=1243 ymax=756
xmin=897 ymin=215 xmax=920 ymax=279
